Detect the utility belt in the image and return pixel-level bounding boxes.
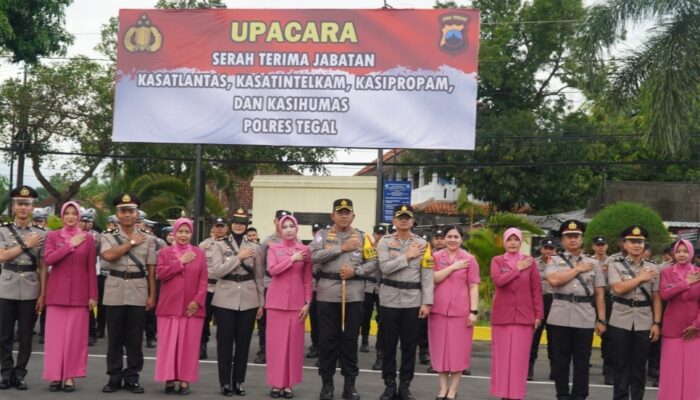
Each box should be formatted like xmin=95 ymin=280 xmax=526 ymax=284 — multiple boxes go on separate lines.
xmin=0 ymin=263 xmax=37 ymax=273
xmin=208 ymin=278 xmax=218 ymax=285
xmin=553 ymin=293 xmax=593 ymax=304
xmin=318 ymin=271 xmax=362 ymax=281
xmin=613 ymin=296 xmax=651 ymax=308
xmin=364 ymin=277 xmax=377 ymax=283
xmin=221 ymin=274 xmax=254 ymax=282
xmin=543 ymin=293 xmax=554 ymax=299
xmin=109 ymin=270 xmax=146 ymax=280
xmin=382 ymin=278 xmax=421 ymax=290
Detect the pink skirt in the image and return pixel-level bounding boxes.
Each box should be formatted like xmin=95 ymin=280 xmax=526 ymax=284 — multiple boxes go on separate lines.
xmin=490 ymin=324 xmax=533 ymax=399
xmin=265 ymin=309 xmax=305 ymax=388
xmin=658 ymin=337 xmax=700 ymax=400
xmin=428 ymin=313 xmax=473 ymax=372
xmin=154 ymin=316 xmax=204 ymax=383
xmin=43 ymin=306 xmax=89 ymax=381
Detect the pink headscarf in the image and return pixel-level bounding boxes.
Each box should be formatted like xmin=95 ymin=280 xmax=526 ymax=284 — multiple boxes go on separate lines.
xmin=502 ymin=227 xmax=524 ymax=267
xmin=172 ymin=218 xmax=193 ymax=257
xmin=277 ymin=215 xmax=299 ymax=246
xmin=672 ymin=239 xmax=695 ymax=268
xmin=59 ymin=201 xmax=82 ymax=241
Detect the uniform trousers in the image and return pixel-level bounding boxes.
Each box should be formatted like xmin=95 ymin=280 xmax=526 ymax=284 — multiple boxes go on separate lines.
xmin=145 ymin=281 xmax=160 ymax=342
xmin=380 ymin=306 xmax=420 ymax=382
xmin=257 ymin=288 xmax=267 ymax=353
xmin=316 ymin=300 xmax=363 ymax=378
xmin=200 ymin=291 xmax=215 ymax=344
xmin=105 ymin=305 xmax=146 ymax=385
xmin=608 ymin=325 xmax=650 ymax=400
xmin=599 ymin=292 xmax=613 ymax=372
xmin=96 ymin=275 xmax=107 ymax=335
xmin=215 ymin=307 xmax=257 ymax=386
xmin=646 ymin=300 xmax=666 ymax=375
xmin=361 ymin=292 xmax=381 ymax=350
xmin=309 ymin=291 xmax=318 ymax=348
xmin=529 ymin=293 xmax=553 ymax=366
xmin=549 ymin=324 xmax=593 ymax=400
xmin=0 ymin=299 xmax=36 ymax=381
xmin=417 ymin=318 xmax=429 ymax=352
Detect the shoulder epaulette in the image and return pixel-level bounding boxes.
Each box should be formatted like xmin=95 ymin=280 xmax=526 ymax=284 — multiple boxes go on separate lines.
xmin=32 ymin=224 xmax=46 ymax=231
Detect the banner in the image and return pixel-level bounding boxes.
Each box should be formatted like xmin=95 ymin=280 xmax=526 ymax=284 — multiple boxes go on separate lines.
xmin=114 ymin=9 xmax=479 ymax=150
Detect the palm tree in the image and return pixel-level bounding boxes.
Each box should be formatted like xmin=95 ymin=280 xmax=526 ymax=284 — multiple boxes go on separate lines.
xmin=130 ymin=173 xmax=227 ymax=221
xmin=578 ymin=0 xmax=700 ymax=155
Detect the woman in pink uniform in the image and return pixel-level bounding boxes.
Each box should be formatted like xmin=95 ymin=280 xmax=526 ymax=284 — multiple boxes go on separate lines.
xmin=490 ymin=227 xmax=543 ymax=400
xmin=658 ymin=240 xmax=700 ymax=399
xmin=429 ymin=225 xmax=480 ymax=400
xmin=265 ymin=215 xmax=312 ymax=398
xmin=43 ymin=201 xmax=97 ymax=392
xmin=154 ymin=218 xmax=208 ymax=395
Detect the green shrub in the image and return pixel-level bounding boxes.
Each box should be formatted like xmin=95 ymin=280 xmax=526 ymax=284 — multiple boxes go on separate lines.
xmin=585 ymin=201 xmax=671 ymax=254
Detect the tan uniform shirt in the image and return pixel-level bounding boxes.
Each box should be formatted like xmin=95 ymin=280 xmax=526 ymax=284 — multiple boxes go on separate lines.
xmin=309 ymin=228 xmax=378 ymax=303
xmin=199 ymin=237 xmax=223 ymax=293
xmin=536 ymin=256 xmax=553 ymax=295
xmin=211 ymin=237 xmax=265 ymax=311
xmin=377 ymin=233 xmax=434 ymax=308
xmin=0 ymin=223 xmax=47 ymax=300
xmin=545 ymin=252 xmax=606 ymax=329
xmin=100 ymin=228 xmax=157 ymax=306
xmin=261 ymin=233 xmax=282 ymax=288
xmin=606 ymin=255 xmax=659 ymax=331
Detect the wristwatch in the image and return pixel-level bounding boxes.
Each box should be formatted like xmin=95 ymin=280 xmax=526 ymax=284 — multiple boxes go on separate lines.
xmin=20 ymin=243 xmax=28 ymax=250
xmin=597 ymin=319 xmax=608 ymax=325
xmin=129 ymin=239 xmax=137 ymax=246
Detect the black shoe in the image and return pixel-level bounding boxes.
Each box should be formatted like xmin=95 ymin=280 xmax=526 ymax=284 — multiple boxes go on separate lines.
xmin=462 ymin=369 xmax=471 ymax=376
xmin=63 ymin=383 xmax=75 ymax=393
xmin=39 ymin=336 xmax=45 ymax=344
xmin=342 ymin=376 xmax=359 ymax=400
xmin=648 ymin=368 xmax=659 ymax=379
xmin=221 ymin=384 xmax=234 ymax=396
xmin=419 ymin=351 xmax=430 ymax=365
xmin=49 ymin=381 xmax=62 ymax=392
xmin=97 ymin=330 xmax=106 ymax=339
xmin=124 ymin=381 xmax=145 ymax=393
xmin=282 ymin=388 xmax=294 ymax=399
xmin=527 ymin=365 xmax=534 ymax=381
xmin=199 ymin=343 xmax=208 ymax=360
xmin=652 ymin=379 xmax=659 ymax=388
xmin=360 ymin=342 xmax=370 ymax=353
xmin=14 ymin=379 xmax=27 ymax=390
xmin=372 ymin=354 xmax=383 ymax=371
xmin=426 ymin=366 xmax=437 ymax=373
xmin=146 ymin=339 xmax=156 ymax=348
xmin=88 ymin=335 xmax=97 ymax=346
xmin=397 ymin=381 xmax=414 ymax=400
xmin=102 ymin=382 xmax=122 ymax=393
xmin=233 ymin=383 xmax=246 ymax=396
xmin=270 ymin=388 xmax=281 ymax=398
xmin=319 ymin=376 xmax=334 ymax=400
xmin=306 ymin=346 xmax=318 ymax=358
xmin=254 ymin=352 xmax=266 ymax=364
xmin=379 ymin=379 xmax=397 ymax=400
xmin=178 ymin=385 xmax=190 ymax=395
xmin=0 ymin=379 xmax=11 ymax=390
xmin=165 ymin=384 xmax=177 ymax=395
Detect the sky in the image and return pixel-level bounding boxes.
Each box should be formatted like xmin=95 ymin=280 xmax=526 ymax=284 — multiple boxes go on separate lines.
xmin=1 ymin=0 xmax=650 ymax=188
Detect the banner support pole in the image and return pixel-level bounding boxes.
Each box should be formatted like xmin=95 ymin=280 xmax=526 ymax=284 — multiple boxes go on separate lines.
xmin=375 ymin=148 xmax=384 ymax=225
xmin=193 ymin=144 xmax=205 ymax=244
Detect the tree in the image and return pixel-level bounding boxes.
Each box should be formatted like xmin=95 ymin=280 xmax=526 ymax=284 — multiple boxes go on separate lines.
xmin=0 ymin=0 xmax=74 ymax=63
xmin=584 ymin=201 xmax=672 ymax=254
xmin=577 ymin=0 xmax=700 ymax=156
xmin=0 ymin=57 xmax=114 ymax=212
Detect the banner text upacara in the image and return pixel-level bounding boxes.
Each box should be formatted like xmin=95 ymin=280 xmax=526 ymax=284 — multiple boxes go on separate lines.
xmin=230 ymin=21 xmax=358 ymax=43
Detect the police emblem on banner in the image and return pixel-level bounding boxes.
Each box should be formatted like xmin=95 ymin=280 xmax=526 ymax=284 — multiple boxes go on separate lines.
xmin=439 ymin=14 xmax=470 ymax=55
xmin=124 ymin=14 xmax=162 ymax=53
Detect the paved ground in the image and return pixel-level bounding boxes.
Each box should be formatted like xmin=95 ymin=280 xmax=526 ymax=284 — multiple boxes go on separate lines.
xmin=6 ymin=330 xmax=658 ymax=399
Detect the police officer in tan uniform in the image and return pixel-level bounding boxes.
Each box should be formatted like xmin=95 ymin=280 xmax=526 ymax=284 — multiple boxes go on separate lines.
xmin=545 ymin=220 xmax=607 ymax=400
xmin=606 ymin=226 xmax=661 ymax=400
xmin=376 ymin=204 xmax=433 ymax=400
xmin=198 ymin=216 xmax=229 ymax=360
xmin=100 ymin=193 xmax=157 ymax=393
xmin=309 ymin=198 xmax=378 ymax=400
xmin=528 ymin=237 xmax=557 ymax=381
xmin=0 ymin=186 xmax=47 ymax=390
xmin=212 ymin=208 xmax=265 ymax=396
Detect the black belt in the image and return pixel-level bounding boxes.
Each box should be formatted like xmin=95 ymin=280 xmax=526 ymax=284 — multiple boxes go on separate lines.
xmin=0 ymin=263 xmax=37 ymax=273
xmin=364 ymin=277 xmax=377 ymax=283
xmin=382 ymin=278 xmax=421 ymax=290
xmin=543 ymin=293 xmax=553 ymax=299
xmin=221 ymin=274 xmax=254 ymax=282
xmin=318 ymin=271 xmax=361 ymax=281
xmin=109 ymin=270 xmax=146 ymax=279
xmin=613 ymin=297 xmax=651 ymax=308
xmin=553 ymin=293 xmax=593 ymax=304
xmin=208 ymin=278 xmax=218 ymax=285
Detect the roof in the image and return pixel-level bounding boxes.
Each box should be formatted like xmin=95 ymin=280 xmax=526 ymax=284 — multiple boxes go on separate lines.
xmin=354 ymin=149 xmax=405 ymax=176
xmin=413 ymin=199 xmax=458 ymax=215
